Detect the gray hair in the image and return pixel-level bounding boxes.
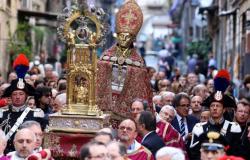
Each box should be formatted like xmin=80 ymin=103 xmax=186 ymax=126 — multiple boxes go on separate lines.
xmin=192 ymin=84 xmax=206 ymax=95
xmin=55 ymin=93 xmax=66 ymax=105
xmin=0 ymin=129 xmax=7 ymax=142
xmin=98 ymin=127 xmax=117 ymax=140
xmin=107 ymin=141 xmax=127 ymax=156
xmin=19 ymin=120 xmax=41 ymax=130
xmin=161 ymin=91 xmax=175 ymax=99
xmin=160 ymin=105 xmax=177 ymax=117
xmin=156 ymin=146 xmax=185 ymax=160
xmin=44 ymin=64 xmax=53 ymax=70
xmin=153 ymin=95 xmax=162 ymax=101
xmin=14 ymin=128 xmax=36 ymax=142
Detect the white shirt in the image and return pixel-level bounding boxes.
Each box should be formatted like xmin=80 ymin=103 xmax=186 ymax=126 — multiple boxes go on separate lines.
xmin=176 ymin=113 xmax=188 ymax=137
xmin=7 ymin=151 xmax=25 ymax=160
xmin=127 ymin=140 xmax=141 ymax=154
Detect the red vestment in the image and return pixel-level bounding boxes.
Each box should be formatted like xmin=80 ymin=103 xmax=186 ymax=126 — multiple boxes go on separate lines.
xmin=97 ymin=45 xmax=153 ymax=127
xmin=136 ymin=135 xmax=143 ymax=143
xmin=127 ymin=145 xmax=154 ymax=160
xmin=156 ymin=120 xmax=185 ymax=150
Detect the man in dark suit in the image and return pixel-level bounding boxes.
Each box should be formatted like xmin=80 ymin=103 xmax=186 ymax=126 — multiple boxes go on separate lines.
xmin=171 ymin=93 xmax=199 ymax=140
xmin=137 ymin=111 xmax=165 ymax=157
xmin=171 ymin=92 xmax=199 ymax=158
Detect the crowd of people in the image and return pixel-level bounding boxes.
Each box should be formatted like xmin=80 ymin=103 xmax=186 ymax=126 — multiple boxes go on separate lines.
xmin=0 ymin=0 xmax=250 ymax=160
xmin=0 ymin=49 xmax=250 ymax=160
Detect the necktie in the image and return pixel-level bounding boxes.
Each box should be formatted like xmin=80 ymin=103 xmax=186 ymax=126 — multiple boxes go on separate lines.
xmin=180 ymin=118 xmax=186 ymax=137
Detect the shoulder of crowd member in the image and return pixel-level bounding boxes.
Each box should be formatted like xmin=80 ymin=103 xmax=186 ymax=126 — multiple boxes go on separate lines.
xmin=192 ymin=122 xmax=207 ymax=136
xmin=229 ymin=121 xmax=241 ymax=133
xmin=33 ymin=108 xmax=45 ymax=118
xmin=0 ymin=108 xmax=9 ymax=118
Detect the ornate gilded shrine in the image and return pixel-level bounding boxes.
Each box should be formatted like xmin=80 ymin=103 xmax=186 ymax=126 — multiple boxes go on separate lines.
xmin=65 ymin=44 xmax=99 ymax=116
xmin=44 ymin=1 xmax=110 ymax=158
xmin=57 ymin=0 xmax=108 ymax=116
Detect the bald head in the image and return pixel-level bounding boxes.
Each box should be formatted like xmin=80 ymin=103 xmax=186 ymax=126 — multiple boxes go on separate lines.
xmin=118 ymin=119 xmax=137 ymax=147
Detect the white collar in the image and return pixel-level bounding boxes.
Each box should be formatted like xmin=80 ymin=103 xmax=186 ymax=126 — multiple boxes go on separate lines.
xmin=127 ymin=140 xmax=141 ymax=154
xmin=11 ymin=105 xmax=26 ymax=112
xmin=176 ymin=113 xmax=185 ymax=122
xmin=7 ymin=151 xmax=25 ymax=160
xmin=141 ymin=131 xmax=154 ymax=143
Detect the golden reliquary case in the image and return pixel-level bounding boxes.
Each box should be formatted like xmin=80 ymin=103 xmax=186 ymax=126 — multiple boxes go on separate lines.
xmin=46 ymin=0 xmax=110 ymax=133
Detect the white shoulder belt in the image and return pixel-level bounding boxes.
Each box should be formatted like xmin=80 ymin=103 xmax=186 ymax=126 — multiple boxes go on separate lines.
xmin=6 ymin=107 xmax=31 ymax=140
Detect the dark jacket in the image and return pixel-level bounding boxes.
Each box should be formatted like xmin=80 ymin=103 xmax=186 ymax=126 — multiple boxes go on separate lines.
xmin=0 ymin=106 xmax=47 ymax=154
xmin=171 ymin=115 xmax=199 ymax=134
xmin=141 ymin=131 xmax=165 ymax=157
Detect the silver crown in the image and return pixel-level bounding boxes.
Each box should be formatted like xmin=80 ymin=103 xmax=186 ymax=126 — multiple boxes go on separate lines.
xmin=214 ymin=91 xmax=223 ymax=101
xmin=17 ymin=78 xmax=25 ymax=89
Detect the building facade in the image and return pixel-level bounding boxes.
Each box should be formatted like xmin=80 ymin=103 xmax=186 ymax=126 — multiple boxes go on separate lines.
xmin=0 ymin=0 xmax=21 ymax=79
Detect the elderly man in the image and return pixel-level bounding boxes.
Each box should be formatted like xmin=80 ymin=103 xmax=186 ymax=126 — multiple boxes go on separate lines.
xmin=107 ymin=141 xmax=128 ymax=160
xmin=118 ymin=119 xmax=153 ymax=160
xmin=153 ymin=95 xmax=162 ymax=113
xmin=19 ymin=121 xmax=43 ymax=152
xmin=130 ymin=99 xmax=147 ymax=119
xmin=159 ymin=105 xmax=176 ymax=123
xmin=7 ymin=128 xmax=36 ymax=160
xmin=52 ymin=93 xmax=66 ymax=113
xmin=161 ymin=91 xmax=175 ymax=106
xmin=156 ymin=146 xmax=185 ymax=160
xmin=157 ymin=106 xmax=186 ymax=152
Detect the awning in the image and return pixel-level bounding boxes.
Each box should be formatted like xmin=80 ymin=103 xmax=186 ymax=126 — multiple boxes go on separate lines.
xmin=18 ymin=9 xmax=58 ymax=21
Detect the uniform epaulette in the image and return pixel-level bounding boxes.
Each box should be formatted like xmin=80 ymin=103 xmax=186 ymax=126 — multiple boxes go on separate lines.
xmin=33 ymin=108 xmax=45 ymax=118
xmin=229 ymin=122 xmax=241 ymax=133
xmin=0 ymin=108 xmax=9 ymax=118
xmin=0 ymin=109 xmax=3 ymax=118
xmin=192 ymin=122 xmax=207 ymax=136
